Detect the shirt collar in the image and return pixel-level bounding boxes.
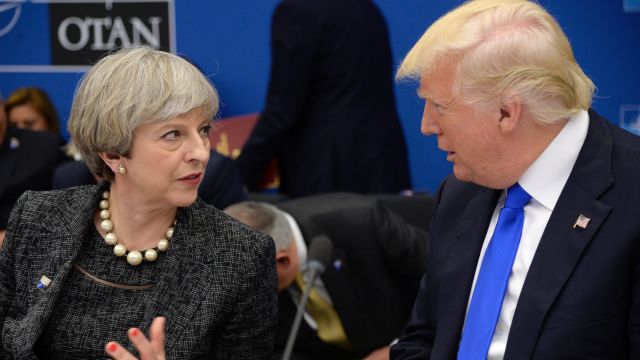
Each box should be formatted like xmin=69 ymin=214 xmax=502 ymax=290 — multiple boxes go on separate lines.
xmin=519 ymin=110 xmax=589 ymax=211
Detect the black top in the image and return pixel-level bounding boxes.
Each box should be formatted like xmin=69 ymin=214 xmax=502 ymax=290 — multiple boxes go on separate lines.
xmin=35 ymin=226 xmax=163 ymax=358
xmin=0 ymin=126 xmax=61 ymax=229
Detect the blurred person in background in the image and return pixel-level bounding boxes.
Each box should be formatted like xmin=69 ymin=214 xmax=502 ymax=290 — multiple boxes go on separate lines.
xmin=5 ymin=87 xmax=61 ymax=135
xmin=0 ymin=92 xmax=60 ymax=247
xmin=0 ymin=47 xmax=277 ymax=359
xmin=237 ymin=0 xmax=411 ymax=197
xmin=225 ymin=195 xmax=428 ymax=360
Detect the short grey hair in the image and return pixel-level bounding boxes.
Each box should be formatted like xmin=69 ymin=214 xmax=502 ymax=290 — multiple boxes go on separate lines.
xmin=68 ymin=46 xmax=219 ymax=181
xmin=224 ymin=201 xmax=293 ymax=252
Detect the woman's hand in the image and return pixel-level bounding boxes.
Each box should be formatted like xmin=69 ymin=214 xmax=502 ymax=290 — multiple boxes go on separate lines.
xmin=106 ymin=317 xmax=166 ymax=360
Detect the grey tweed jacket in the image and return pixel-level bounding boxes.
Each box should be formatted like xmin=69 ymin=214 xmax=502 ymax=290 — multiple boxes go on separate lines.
xmin=0 ymin=184 xmax=278 ymax=359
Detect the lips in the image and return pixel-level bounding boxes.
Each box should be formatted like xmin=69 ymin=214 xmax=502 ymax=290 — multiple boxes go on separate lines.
xmin=178 ymin=172 xmax=202 ymax=184
xmin=445 ymin=151 xmax=455 ymax=161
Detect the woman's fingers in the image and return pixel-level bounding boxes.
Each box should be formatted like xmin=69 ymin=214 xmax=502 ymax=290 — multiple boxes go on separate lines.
xmin=105 ymin=317 xmax=166 ymax=360
xmin=128 ymin=327 xmax=156 ymax=359
xmin=149 ymin=317 xmax=166 ymax=358
xmin=105 ymin=341 xmax=136 ymax=360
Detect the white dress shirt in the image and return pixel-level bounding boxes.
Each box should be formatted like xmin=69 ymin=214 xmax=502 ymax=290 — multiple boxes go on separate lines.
xmin=463 ymin=110 xmax=589 ymax=359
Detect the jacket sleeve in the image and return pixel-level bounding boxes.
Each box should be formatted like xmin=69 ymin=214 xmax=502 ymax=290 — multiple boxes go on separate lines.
xmin=213 ymin=233 xmax=278 ymax=359
xmin=236 ymin=0 xmax=318 ymax=189
xmin=389 ymin=179 xmax=449 ymax=359
xmin=0 ymin=191 xmax=30 ymax=349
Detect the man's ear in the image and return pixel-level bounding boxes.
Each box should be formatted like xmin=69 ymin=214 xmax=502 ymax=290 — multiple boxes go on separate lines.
xmin=275 ymin=251 xmax=291 ymax=269
xmin=98 ymin=152 xmax=122 ymax=174
xmin=497 ymin=96 xmax=523 ymax=133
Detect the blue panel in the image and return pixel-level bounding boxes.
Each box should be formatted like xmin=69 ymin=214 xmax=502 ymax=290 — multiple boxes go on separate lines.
xmin=0 ymin=2 xmax=51 ymax=64
xmin=625 ymin=0 xmax=640 ymax=12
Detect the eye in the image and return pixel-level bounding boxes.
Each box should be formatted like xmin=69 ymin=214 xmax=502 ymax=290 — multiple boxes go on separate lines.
xmin=162 ymin=130 xmax=180 ymax=140
xmin=199 ymin=124 xmax=212 ymax=137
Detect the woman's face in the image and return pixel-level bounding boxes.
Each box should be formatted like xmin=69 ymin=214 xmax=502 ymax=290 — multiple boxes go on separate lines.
xmin=117 ymin=108 xmax=211 ymax=209
xmin=8 ymin=104 xmax=49 ymax=132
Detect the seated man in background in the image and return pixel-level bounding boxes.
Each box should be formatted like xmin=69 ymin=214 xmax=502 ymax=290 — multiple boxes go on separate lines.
xmin=52 ymin=149 xmax=248 ymax=209
xmin=224 ymin=193 xmax=429 ymax=359
xmin=0 ymin=93 xmax=61 ymax=246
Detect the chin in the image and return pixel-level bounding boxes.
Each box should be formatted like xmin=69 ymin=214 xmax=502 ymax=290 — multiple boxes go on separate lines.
xmin=452 ymin=166 xmax=473 ymax=183
xmin=172 ymin=191 xmax=199 ymax=208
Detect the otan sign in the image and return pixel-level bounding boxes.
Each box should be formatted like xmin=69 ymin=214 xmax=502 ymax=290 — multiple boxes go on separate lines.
xmin=49 ymin=1 xmax=174 ymax=65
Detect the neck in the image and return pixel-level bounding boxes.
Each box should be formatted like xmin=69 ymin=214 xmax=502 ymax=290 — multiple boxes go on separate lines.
xmin=493 ymin=116 xmax=567 ymax=189
xmin=97 ymin=183 xmax=177 ymax=251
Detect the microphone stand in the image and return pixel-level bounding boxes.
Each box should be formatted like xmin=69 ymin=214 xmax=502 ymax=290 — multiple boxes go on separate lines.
xmin=281 ymin=266 xmax=322 ymax=360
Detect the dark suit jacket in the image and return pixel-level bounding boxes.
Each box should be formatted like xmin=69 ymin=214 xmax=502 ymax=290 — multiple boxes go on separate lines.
xmin=237 ymin=0 xmax=410 ymax=197
xmin=391 ymin=110 xmax=640 ymax=359
xmin=0 ymin=126 xmax=61 ymax=229
xmin=275 ymin=193 xmax=429 ymax=359
xmin=0 ymin=184 xmax=278 ymax=359
xmin=52 ymin=150 xmax=248 ymax=209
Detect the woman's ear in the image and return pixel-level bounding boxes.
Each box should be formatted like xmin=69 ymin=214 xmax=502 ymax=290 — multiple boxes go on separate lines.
xmin=98 ymin=152 xmax=122 ymax=174
xmin=497 ymin=96 xmax=523 ymax=134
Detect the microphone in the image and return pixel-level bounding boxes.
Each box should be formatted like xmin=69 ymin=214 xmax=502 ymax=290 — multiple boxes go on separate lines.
xmin=281 ymin=235 xmax=333 ymax=360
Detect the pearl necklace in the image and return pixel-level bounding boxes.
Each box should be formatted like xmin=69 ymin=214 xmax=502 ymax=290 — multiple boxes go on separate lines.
xmin=98 ymin=190 xmax=174 ymax=266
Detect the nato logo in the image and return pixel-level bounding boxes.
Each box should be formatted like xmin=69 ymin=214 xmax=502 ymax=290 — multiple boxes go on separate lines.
xmin=625 ymin=0 xmax=640 ymax=12
xmin=0 ymin=1 xmax=22 ymax=37
xmin=620 ymin=105 xmax=640 ymax=136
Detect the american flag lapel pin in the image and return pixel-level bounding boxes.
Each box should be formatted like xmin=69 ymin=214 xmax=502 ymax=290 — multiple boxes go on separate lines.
xmin=37 ymin=275 xmax=52 ymax=291
xmin=572 ymin=214 xmax=590 ymax=229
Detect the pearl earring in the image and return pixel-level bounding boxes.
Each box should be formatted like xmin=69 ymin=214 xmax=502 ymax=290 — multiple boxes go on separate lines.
xmin=118 ymin=164 xmax=127 ymax=174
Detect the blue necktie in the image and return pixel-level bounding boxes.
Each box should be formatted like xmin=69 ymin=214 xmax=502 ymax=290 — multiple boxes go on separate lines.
xmin=457 ymin=183 xmax=531 ymax=360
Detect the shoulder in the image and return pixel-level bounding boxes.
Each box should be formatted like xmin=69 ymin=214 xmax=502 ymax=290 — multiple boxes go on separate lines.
xmin=178 ymin=199 xmax=275 ymax=263
xmin=52 ymin=161 xmax=95 ymax=189
xmin=274 ymin=0 xmax=328 ymax=25
xmin=437 ymin=175 xmax=489 ymax=205
xmin=9 ymin=185 xmax=100 ymax=232
xmin=10 ymin=127 xmax=60 ymax=156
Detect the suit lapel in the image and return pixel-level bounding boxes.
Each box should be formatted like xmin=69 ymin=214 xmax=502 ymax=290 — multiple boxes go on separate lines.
xmin=505 ymin=110 xmax=615 ymax=358
xmin=16 ymin=185 xmax=99 ymax=356
xmin=436 ymin=188 xmax=501 ymax=357
xmin=137 ymin=203 xmax=215 ymax=352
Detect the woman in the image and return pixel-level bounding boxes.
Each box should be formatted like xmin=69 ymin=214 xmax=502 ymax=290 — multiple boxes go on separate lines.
xmin=0 ymin=47 xmax=278 ymax=359
xmin=5 ymin=87 xmax=60 ymax=134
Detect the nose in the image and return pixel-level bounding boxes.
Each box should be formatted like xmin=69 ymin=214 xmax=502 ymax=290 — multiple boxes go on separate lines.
xmin=421 ymin=102 xmax=441 ymax=136
xmin=185 ymin=133 xmax=210 ymax=165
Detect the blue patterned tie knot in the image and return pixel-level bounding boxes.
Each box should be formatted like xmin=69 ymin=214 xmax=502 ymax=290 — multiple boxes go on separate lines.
xmin=457 ymin=183 xmax=531 ymax=360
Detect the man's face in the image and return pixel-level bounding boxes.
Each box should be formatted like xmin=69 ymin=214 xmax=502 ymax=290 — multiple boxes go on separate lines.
xmin=418 ymin=60 xmax=513 ymax=189
xmin=276 ymin=240 xmax=300 ymax=291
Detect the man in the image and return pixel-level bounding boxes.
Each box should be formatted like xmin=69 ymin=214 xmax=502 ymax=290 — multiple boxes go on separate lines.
xmin=0 ymin=93 xmax=60 ymax=246
xmin=236 ymin=0 xmax=410 ymax=197
xmin=391 ymin=0 xmax=640 ymax=359
xmin=225 ymin=193 xmax=429 ymax=359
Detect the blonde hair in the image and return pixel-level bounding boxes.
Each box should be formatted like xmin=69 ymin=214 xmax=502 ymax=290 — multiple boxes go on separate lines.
xmin=68 ymin=46 xmax=219 ymax=180
xmin=397 ymin=0 xmax=594 ymax=124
